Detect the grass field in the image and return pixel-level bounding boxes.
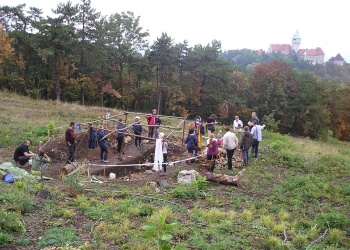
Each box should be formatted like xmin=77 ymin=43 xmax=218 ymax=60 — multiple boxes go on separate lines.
xmin=0 ymin=91 xmax=349 ymax=249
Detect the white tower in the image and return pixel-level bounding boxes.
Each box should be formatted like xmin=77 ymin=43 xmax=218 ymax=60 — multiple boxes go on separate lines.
xmin=291 ymin=30 xmax=301 ymax=52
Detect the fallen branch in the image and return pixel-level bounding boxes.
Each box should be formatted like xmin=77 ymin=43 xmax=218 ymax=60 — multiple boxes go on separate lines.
xmin=200 ymin=171 xmax=239 ymax=186
xmin=306 ymin=228 xmax=328 ymax=250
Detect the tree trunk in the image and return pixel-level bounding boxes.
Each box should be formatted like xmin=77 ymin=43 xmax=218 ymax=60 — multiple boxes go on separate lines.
xmin=200 ymin=171 xmax=239 ymax=186
xmin=55 ymin=53 xmax=60 ymax=101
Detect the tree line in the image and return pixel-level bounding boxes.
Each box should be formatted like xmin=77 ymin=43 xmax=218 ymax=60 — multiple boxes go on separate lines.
xmin=1 ymin=1 xmax=350 ymax=141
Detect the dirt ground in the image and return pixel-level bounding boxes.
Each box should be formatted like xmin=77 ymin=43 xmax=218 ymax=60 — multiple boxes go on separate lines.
xmin=0 ymin=129 xmax=191 ymax=186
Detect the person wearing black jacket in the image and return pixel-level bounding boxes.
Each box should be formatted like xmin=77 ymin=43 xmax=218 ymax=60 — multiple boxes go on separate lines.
xmin=133 ymin=116 xmax=142 ymax=148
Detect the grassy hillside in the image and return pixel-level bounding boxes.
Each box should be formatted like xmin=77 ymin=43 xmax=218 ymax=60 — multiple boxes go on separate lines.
xmin=0 ymin=90 xmax=123 ymax=150
xmin=0 ymin=91 xmax=349 ymax=249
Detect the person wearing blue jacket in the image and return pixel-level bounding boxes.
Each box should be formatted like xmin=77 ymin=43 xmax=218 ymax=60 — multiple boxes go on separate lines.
xmin=185 ymin=128 xmax=198 ymax=164
xmin=97 ymin=125 xmax=109 ymax=163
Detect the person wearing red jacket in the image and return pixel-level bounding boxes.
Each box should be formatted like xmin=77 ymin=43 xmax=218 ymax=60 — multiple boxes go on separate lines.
xmin=146 ymin=109 xmax=161 ymax=139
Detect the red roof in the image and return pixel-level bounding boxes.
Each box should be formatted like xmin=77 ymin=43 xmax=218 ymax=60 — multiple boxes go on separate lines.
xmin=297 ymin=47 xmax=324 ymax=56
xmin=270 ymin=44 xmax=291 ymax=53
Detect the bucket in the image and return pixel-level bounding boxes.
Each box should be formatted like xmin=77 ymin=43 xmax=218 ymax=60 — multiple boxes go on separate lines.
xmin=109 ymin=173 xmax=116 ymax=180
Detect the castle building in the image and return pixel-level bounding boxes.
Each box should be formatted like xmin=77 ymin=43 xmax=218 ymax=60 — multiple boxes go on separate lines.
xmin=268 ymin=31 xmax=325 ymax=64
xmin=329 ymin=53 xmax=345 ymax=66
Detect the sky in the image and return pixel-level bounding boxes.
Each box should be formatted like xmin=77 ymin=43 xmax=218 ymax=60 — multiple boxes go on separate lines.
xmin=4 ymin=0 xmax=350 ymax=62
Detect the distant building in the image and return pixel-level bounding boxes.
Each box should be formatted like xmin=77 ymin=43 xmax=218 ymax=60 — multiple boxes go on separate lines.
xmin=329 ymin=53 xmax=345 ymax=66
xmin=268 ymin=31 xmax=325 ymax=64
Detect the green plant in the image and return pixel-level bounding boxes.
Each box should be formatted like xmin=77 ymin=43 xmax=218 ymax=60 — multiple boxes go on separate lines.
xmin=139 ymin=204 xmax=155 ymax=217
xmin=37 ymin=227 xmax=81 ymax=248
xmin=0 ymin=210 xmax=25 ymax=234
xmin=140 ymin=213 xmax=177 ymax=250
xmin=242 ymin=209 xmax=253 ymax=222
xmin=193 ymin=175 xmax=209 ymax=191
xmin=326 ymin=228 xmax=344 ymax=245
xmin=15 ymin=235 xmax=31 ymax=246
xmin=316 ymin=212 xmax=349 ymax=230
xmin=63 ymin=175 xmax=84 ymax=197
xmin=0 ymin=232 xmax=14 ymax=245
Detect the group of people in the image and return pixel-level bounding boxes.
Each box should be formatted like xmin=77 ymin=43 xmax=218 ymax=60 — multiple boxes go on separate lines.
xmin=13 ymin=140 xmax=51 ymax=178
xmin=185 ymin=112 xmax=266 ymax=170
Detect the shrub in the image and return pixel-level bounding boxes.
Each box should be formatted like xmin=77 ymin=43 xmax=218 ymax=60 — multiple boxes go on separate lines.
xmin=262 ymin=236 xmax=281 ymax=249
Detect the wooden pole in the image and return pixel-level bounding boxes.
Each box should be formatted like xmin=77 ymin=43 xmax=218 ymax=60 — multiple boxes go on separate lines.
xmin=182 ymin=119 xmax=186 ymax=147
xmin=166 ymin=118 xmax=186 ymax=139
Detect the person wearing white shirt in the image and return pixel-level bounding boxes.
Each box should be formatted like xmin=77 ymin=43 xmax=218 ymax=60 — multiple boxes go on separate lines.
xmin=233 ymin=116 xmax=243 ymax=139
xmin=250 ymin=121 xmax=266 ymax=158
xmin=222 ymin=126 xmax=238 ymax=170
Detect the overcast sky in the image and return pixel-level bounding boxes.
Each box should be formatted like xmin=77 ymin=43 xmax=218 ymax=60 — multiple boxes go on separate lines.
xmin=4 ymin=0 xmax=350 ymax=62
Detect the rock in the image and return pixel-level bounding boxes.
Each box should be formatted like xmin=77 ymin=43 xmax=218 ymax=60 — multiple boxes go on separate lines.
xmin=145 ymin=170 xmax=153 ymax=175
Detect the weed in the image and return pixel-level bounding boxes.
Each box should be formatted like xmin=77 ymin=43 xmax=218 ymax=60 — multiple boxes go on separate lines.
xmin=262 ymin=235 xmax=281 ymax=249
xmin=316 ymin=212 xmax=349 ymax=230
xmin=0 ymin=210 xmax=25 ymax=233
xmin=173 ymin=167 xmax=182 ymax=178
xmin=292 ymin=234 xmax=308 ymax=248
xmin=0 ymin=232 xmax=14 ymax=245
xmin=37 ymin=227 xmax=81 ymax=248
xmin=15 ymin=181 xmax=26 ymax=190
xmin=326 ymin=228 xmax=344 ymax=245
xmin=262 ymin=215 xmax=275 ymax=229
xmin=63 ymin=175 xmax=84 ymax=197
xmin=202 ymin=208 xmax=227 ymax=223
xmin=0 ymin=188 xmax=35 ymax=212
xmin=242 ymin=209 xmax=253 ymax=222
xmin=139 ymin=204 xmax=155 ymax=217
xmin=278 ymin=210 xmax=291 ymax=221
xmin=140 ymin=213 xmax=177 ymax=250
xmin=273 ymin=223 xmax=287 ymax=233
xmin=63 ymin=210 xmax=74 ymax=219
xmin=15 ymin=235 xmax=31 ymax=246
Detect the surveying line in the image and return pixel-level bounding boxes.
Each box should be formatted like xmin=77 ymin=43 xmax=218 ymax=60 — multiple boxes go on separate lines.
xmin=88 ymin=154 xmax=204 ymax=167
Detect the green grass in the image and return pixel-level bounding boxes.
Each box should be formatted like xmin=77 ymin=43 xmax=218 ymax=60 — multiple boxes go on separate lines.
xmin=0 ymin=91 xmax=350 ymax=249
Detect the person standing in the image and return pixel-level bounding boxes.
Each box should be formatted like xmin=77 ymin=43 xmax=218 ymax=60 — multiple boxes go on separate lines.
xmin=240 ymin=126 xmax=253 ymax=166
xmin=159 ymin=132 xmax=169 ymax=173
xmin=206 ymin=133 xmax=220 ymax=161
xmin=206 ymin=114 xmax=217 ymax=138
xmin=13 ymin=140 xmax=34 ymax=166
xmin=65 ymin=122 xmax=77 ymax=164
xmin=248 ymin=112 xmax=260 ymax=130
xmin=233 ymin=116 xmax=244 ymax=140
xmin=146 ymin=109 xmax=161 ymax=139
xmin=31 ymin=149 xmax=51 ymax=178
xmin=185 ymin=128 xmax=198 ymax=164
xmin=133 ymin=116 xmax=142 ymax=148
xmin=87 ymin=123 xmax=97 ymax=149
xmin=222 ymin=126 xmax=238 ymax=170
xmin=116 ymin=119 xmax=125 ymax=161
xmin=250 ymin=121 xmax=266 ymax=158
xmin=97 ymin=125 xmax=109 ymax=163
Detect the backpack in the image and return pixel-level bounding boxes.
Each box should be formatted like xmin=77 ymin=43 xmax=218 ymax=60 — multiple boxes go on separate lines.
xmin=2 ymin=173 xmax=14 ymax=183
